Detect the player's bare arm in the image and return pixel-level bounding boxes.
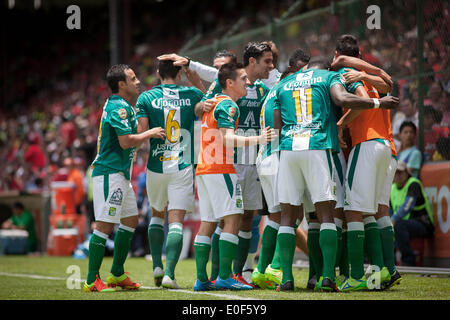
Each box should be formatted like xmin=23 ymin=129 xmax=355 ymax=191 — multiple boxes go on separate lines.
xmin=332 ymin=55 xmax=393 ymax=91
xmin=341 ymin=68 xmax=392 ymax=94
xmin=183 ymin=66 xmax=206 ymax=93
xmin=157 ymin=53 xmax=189 ymax=67
xmin=194 ymin=98 xmax=216 ymax=117
xmin=330 ymin=83 xmax=399 ymax=110
xmin=220 ymin=126 xmax=274 ymax=148
xmin=118 ymin=126 xmax=165 ymax=149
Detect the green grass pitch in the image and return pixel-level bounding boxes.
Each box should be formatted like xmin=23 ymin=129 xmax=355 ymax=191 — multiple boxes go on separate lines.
xmin=1 ymin=256 xmax=449 ymax=300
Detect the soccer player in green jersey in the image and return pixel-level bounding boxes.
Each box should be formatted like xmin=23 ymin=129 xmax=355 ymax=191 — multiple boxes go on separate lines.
xmin=331 ymin=35 xmax=400 ymax=291
xmin=136 ymin=60 xmax=206 ymax=289
xmin=272 ymin=56 xmax=399 ymax=291
xmin=197 ymin=42 xmax=273 ymax=286
xmin=84 ymin=64 xmax=166 ymax=293
xmin=251 ymin=48 xmax=312 ymax=290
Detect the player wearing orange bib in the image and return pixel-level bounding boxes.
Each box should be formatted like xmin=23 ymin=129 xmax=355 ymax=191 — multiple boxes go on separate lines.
xmin=332 ymin=35 xmax=400 ymax=291
xmin=193 ymin=62 xmax=274 ymax=291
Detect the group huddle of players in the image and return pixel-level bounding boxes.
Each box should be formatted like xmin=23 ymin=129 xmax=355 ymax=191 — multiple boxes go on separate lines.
xmin=84 ymin=34 xmax=403 ymax=294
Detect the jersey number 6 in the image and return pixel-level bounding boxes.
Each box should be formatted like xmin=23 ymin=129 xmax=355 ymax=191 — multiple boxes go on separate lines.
xmin=166 ymin=109 xmax=181 ymax=143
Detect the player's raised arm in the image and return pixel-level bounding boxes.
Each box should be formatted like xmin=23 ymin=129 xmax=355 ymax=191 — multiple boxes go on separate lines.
xmin=332 ymin=55 xmax=393 ymax=92
xmin=158 ymin=53 xmax=219 ymax=83
xmin=330 ymin=83 xmax=399 ymax=110
xmin=183 ymin=66 xmax=206 ymax=93
xmin=341 ymin=68 xmax=392 ymax=94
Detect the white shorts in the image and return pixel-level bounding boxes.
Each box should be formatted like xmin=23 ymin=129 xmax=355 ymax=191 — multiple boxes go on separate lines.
xmin=344 ymin=139 xmax=391 ymax=214
xmin=234 ymin=164 xmax=262 ymax=211
xmin=92 ymin=173 xmax=138 ymax=224
xmin=146 ymin=166 xmax=195 ymax=213
xmin=196 ymin=173 xmax=244 ymax=222
xmin=256 ymin=152 xmax=280 ymax=214
xmin=332 ymin=150 xmax=347 ymax=209
xmin=378 ymin=156 xmax=398 ymax=207
xmin=278 ymin=149 xmax=336 ymax=206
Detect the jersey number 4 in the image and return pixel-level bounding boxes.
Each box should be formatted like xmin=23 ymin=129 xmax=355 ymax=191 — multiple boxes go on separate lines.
xmin=292 ymin=88 xmax=312 ymax=123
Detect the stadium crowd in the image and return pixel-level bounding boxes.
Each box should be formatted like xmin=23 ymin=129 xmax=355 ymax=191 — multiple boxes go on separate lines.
xmin=1 ymin=1 xmax=448 ymax=198
xmin=0 ymin=0 xmax=448 ymax=295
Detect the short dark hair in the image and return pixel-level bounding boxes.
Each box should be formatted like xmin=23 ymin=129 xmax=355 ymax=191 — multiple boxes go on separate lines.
xmin=336 ymin=34 xmax=359 ymax=57
xmin=307 ymin=56 xmax=331 ymax=70
xmin=218 ymin=62 xmax=245 ymax=89
xmin=263 ymin=41 xmax=279 ymax=65
xmin=158 ymin=60 xmax=181 ymax=80
xmin=399 ymin=121 xmax=417 ymax=134
xmin=288 ymin=48 xmax=311 ymax=71
xmin=214 ymin=50 xmax=237 ymax=64
xmin=280 ymin=70 xmax=293 ymax=80
xmin=106 ymin=64 xmax=130 ymax=93
xmin=243 ymin=42 xmax=272 ymax=67
xmin=13 ymin=202 xmax=24 ymax=210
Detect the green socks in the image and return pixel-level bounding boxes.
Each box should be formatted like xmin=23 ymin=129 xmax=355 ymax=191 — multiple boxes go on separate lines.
xmin=277 ymin=226 xmax=296 ymax=284
xmin=194 ymin=235 xmax=211 ymax=282
xmin=148 ymin=217 xmax=165 ymax=271
xmin=363 ymin=216 xmax=385 ymax=270
xmin=269 ymin=235 xmax=282 ymax=270
xmin=87 ymin=230 xmax=108 ymax=284
xmin=111 ymin=224 xmax=135 ymax=277
xmin=210 ymin=227 xmax=221 ymax=281
xmin=307 ymin=222 xmax=322 ymax=280
xmin=334 ymin=218 xmax=343 ymax=269
xmin=257 ymin=220 xmax=279 ymax=273
xmin=219 ymin=232 xmax=239 ymax=280
xmin=165 ymin=222 xmax=184 ymax=279
xmin=339 ymin=229 xmax=349 ymax=277
xmin=347 ymin=221 xmax=365 ymax=279
xmin=377 ymin=216 xmax=397 ymax=275
xmin=319 ymin=223 xmax=337 ymax=281
xmin=233 ymin=231 xmax=252 ymax=275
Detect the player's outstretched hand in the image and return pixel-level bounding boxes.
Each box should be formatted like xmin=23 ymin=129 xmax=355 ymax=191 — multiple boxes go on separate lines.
xmin=260 ymin=126 xmax=276 ymax=144
xmin=338 ymin=126 xmax=348 ymax=149
xmin=343 ymin=68 xmax=363 ymax=84
xmin=379 ymin=96 xmax=400 ymax=109
xmin=157 ymin=53 xmax=188 ymax=67
xmin=149 ymin=127 xmax=166 ymax=140
xmin=203 ymin=98 xmax=216 ymax=113
xmin=377 ymin=69 xmax=393 ymax=91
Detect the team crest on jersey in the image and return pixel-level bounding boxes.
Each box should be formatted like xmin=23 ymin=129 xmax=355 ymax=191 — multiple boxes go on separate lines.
xmin=236 ymin=198 xmax=243 ymax=209
xmin=259 ymin=87 xmax=264 ymax=97
xmin=109 ymin=188 xmax=123 ymax=205
xmin=228 ymin=107 xmax=237 ymax=118
xmin=209 ymin=81 xmax=216 ymax=91
xmin=296 ymin=70 xmax=314 ymax=81
xmin=118 ymin=108 xmax=127 ymax=119
xmin=108 ymin=207 xmax=117 ymax=216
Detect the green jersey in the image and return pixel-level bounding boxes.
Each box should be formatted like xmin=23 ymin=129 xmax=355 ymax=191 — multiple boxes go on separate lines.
xmin=92 ymin=95 xmax=137 ymax=180
xmin=203 ymin=78 xmax=270 ymax=164
xmin=336 ymin=67 xmax=364 ymax=94
xmin=258 ymin=83 xmax=281 ymax=161
xmin=136 ymin=84 xmax=203 ymax=173
xmin=274 ymin=69 xmax=345 ymax=151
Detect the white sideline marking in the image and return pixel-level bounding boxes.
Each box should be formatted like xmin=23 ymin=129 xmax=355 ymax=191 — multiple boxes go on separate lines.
xmin=0 ymin=272 xmax=259 ymax=300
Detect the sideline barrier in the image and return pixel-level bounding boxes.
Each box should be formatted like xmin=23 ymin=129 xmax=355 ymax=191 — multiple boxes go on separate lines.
xmin=422 ymin=161 xmax=450 ymax=267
